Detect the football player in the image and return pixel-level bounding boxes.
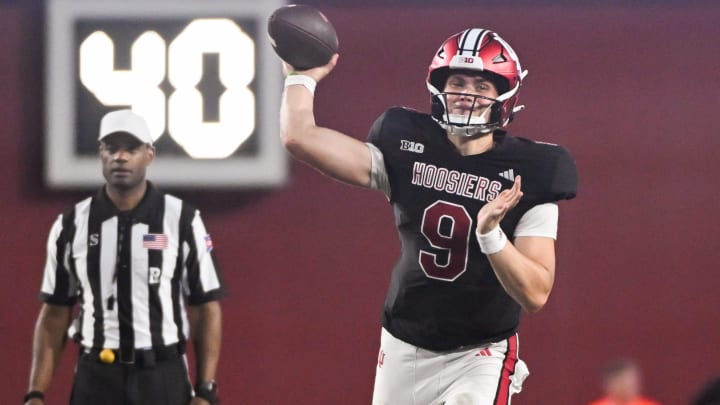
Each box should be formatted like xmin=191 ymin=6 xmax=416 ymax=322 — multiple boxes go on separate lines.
xmin=279 ymin=28 xmax=577 ymax=405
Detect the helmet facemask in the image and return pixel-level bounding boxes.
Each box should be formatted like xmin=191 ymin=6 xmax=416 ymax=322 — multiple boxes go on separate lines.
xmin=431 ymin=92 xmax=502 ymax=136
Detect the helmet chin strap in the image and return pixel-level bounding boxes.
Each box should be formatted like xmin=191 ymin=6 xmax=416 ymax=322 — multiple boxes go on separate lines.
xmin=440 ymin=121 xmax=495 ymax=137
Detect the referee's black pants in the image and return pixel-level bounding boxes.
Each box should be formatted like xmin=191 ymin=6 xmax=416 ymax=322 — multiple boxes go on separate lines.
xmin=69 ymin=346 xmax=192 ymax=405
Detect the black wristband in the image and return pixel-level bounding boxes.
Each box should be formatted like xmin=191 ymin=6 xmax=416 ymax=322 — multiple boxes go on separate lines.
xmin=23 ymin=390 xmax=44 ymax=403
xmin=194 ymin=381 xmax=218 ymax=404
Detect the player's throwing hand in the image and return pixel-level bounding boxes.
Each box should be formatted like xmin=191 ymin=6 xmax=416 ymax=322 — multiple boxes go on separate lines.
xmin=282 ymin=53 xmax=339 ymax=82
xmin=476 ymin=176 xmax=523 ymax=234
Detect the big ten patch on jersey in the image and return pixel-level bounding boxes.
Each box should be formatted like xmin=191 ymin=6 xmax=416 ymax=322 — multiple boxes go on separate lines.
xmin=367 ymin=107 xmax=577 ymax=210
xmin=400 ymin=139 xmax=424 ymax=154
xmin=367 ymin=107 xmax=579 ymax=350
xmin=369 ymin=107 xmax=511 ymax=208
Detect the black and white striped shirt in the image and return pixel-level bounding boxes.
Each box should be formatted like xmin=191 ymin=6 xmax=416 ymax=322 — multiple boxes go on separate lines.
xmin=39 ymin=182 xmax=225 ymax=352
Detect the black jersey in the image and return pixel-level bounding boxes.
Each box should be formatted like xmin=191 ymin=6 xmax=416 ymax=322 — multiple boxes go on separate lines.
xmin=368 ymin=107 xmax=577 ymax=351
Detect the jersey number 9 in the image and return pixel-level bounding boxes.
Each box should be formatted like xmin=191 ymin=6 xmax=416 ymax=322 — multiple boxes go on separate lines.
xmin=419 ymin=201 xmax=472 ymax=281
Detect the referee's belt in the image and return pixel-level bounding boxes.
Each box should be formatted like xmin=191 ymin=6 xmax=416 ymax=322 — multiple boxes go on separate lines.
xmin=82 ymin=343 xmax=184 ymax=367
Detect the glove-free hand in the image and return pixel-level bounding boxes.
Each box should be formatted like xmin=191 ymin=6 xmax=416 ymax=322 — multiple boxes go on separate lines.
xmin=282 ymin=54 xmax=339 ymax=82
xmin=476 ymin=176 xmax=522 ymax=234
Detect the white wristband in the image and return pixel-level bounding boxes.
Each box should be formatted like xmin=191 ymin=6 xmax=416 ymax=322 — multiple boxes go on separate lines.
xmin=284 ymin=74 xmax=317 ymax=95
xmin=476 ymin=224 xmax=508 ymax=255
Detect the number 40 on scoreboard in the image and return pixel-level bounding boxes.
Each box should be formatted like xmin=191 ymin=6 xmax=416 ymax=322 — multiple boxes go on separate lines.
xmin=46 ymin=0 xmax=286 ymax=189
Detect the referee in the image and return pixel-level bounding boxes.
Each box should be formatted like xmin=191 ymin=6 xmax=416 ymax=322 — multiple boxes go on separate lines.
xmin=24 ymin=110 xmax=225 ymax=405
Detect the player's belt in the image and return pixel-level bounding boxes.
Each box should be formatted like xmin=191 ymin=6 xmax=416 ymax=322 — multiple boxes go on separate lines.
xmin=82 ymin=343 xmax=184 ymax=367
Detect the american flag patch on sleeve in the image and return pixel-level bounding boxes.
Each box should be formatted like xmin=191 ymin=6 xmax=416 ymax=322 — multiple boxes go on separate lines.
xmin=143 ymin=233 xmax=168 ymax=250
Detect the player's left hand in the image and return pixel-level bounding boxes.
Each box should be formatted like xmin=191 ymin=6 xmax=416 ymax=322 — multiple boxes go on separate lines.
xmin=476 ymin=176 xmax=523 ymax=234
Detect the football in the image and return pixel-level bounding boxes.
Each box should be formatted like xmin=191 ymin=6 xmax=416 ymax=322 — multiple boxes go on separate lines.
xmin=267 ymin=4 xmax=339 ymax=70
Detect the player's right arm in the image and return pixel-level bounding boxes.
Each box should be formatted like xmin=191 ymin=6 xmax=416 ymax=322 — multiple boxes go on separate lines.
xmin=280 ymin=54 xmax=373 ymax=188
xmin=25 ymin=303 xmax=71 ymax=404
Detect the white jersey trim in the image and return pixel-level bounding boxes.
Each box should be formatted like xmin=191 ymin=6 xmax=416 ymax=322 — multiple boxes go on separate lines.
xmin=513 ymin=202 xmax=559 ymax=239
xmin=367 ymin=143 xmax=391 ymax=198
xmin=162 ymin=195 xmax=184 ymax=344
xmin=192 ymin=210 xmax=221 ymax=292
xmin=40 ymin=214 xmax=64 ymax=297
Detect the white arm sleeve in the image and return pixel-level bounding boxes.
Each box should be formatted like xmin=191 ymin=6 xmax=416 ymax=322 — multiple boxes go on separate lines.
xmin=513 ymin=202 xmax=559 ymax=239
xmin=367 ymin=142 xmax=391 ymax=198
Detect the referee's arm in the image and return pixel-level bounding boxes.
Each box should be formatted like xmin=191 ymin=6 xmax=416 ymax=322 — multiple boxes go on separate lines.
xmin=184 ymin=208 xmax=225 ymax=394
xmin=26 ymin=303 xmax=72 ymax=404
xmin=188 ymin=301 xmax=222 ymax=385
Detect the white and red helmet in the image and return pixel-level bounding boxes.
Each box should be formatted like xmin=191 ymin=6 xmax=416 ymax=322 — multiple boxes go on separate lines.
xmin=427 ymin=29 xmax=528 ymax=135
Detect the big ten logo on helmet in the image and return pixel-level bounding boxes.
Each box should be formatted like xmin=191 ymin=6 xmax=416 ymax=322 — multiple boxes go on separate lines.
xmin=400 ymin=140 xmax=424 ymax=154
xmin=78 ymin=19 xmax=255 ymax=159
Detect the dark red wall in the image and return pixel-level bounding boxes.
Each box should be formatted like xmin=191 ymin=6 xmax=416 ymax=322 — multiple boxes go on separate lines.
xmin=2 ymin=2 xmax=719 ymax=404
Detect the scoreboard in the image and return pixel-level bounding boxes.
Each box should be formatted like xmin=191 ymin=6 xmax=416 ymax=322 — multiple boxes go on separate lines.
xmin=45 ymin=0 xmax=286 ymax=188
